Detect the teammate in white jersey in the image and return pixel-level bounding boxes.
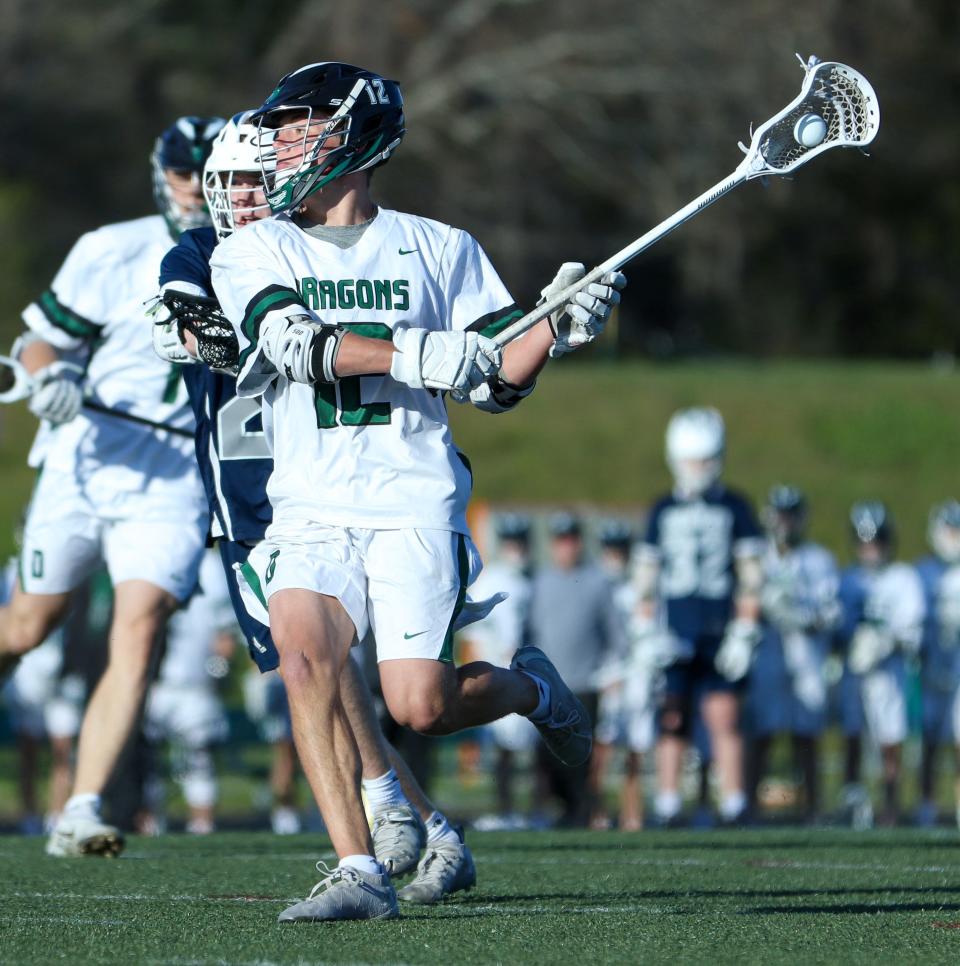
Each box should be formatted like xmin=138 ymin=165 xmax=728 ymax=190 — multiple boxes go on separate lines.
xmin=837 ymin=502 xmax=925 ymax=827
xmin=747 ymin=487 xmax=840 ymax=822
xmin=211 ymin=62 xmax=626 ymax=921
xmin=142 ymin=550 xmax=235 ymax=835
xmin=0 ymin=117 xmax=223 ymax=857
xmin=460 ymin=513 xmax=540 ymax=829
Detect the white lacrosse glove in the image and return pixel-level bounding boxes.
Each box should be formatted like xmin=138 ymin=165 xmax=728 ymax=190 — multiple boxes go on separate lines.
xmin=540 ymin=262 xmax=627 ymax=358
xmin=715 ymin=618 xmax=761 ymax=682
xmin=147 ymin=296 xmax=195 ymax=365
xmin=847 ymin=622 xmax=895 ymax=675
xmin=630 ymin=616 xmax=691 ymax=670
xmin=390 ymin=327 xmax=501 ymax=397
xmin=28 ymin=362 xmax=83 ymax=425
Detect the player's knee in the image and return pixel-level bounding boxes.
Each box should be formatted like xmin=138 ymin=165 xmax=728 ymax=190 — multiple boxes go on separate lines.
xmin=393 ymin=693 xmax=451 ymax=736
xmin=276 ymin=646 xmax=337 ymax=699
xmin=658 ymin=697 xmax=689 ymax=738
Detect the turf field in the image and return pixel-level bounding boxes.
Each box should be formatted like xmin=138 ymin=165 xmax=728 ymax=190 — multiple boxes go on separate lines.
xmin=4 ymin=829 xmax=960 ymax=965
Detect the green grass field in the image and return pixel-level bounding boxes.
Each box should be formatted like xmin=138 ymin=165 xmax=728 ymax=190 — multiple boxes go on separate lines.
xmin=4 ymin=829 xmax=960 ymax=965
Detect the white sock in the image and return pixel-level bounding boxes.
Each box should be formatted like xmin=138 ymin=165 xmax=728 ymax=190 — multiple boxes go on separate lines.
xmin=361 ymin=769 xmax=405 ymax=813
xmin=655 ymin=790 xmax=682 ymax=820
xmin=425 ymin=811 xmax=460 ymax=846
xmin=64 ymin=793 xmax=101 ymax=818
xmin=520 ymin=672 xmax=551 ymax=722
xmin=720 ymin=792 xmax=746 ymax=821
xmin=339 ymin=854 xmax=383 ymax=876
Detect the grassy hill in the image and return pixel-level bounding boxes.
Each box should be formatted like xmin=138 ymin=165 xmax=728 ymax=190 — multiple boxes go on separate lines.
xmin=1 ymin=360 xmax=957 ymax=561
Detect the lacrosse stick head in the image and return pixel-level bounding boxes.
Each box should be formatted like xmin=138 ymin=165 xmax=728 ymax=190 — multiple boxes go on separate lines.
xmin=0 ymin=355 xmax=36 ymax=403
xmin=161 ymin=290 xmax=240 ymax=372
xmin=738 ymin=58 xmax=880 ymax=179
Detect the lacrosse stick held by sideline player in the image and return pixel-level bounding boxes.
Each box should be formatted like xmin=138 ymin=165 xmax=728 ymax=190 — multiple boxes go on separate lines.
xmin=494 ymin=56 xmax=880 ymax=349
xmin=0 ymin=353 xmax=193 ymax=438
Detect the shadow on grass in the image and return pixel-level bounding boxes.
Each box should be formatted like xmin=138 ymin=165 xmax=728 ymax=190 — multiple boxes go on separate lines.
xmin=746 ymin=902 xmax=960 ymax=915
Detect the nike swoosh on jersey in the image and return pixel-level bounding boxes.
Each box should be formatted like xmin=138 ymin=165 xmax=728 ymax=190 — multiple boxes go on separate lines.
xmin=403 ymin=630 xmax=429 ymax=639
xmin=398 ymin=248 xmax=419 ymax=255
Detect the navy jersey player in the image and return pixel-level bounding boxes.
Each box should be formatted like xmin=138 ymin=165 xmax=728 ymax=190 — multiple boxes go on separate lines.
xmin=152 ymin=113 xmax=477 ymax=905
xmin=914 ymin=501 xmax=960 ymax=827
xmin=636 ymin=408 xmax=764 ymax=825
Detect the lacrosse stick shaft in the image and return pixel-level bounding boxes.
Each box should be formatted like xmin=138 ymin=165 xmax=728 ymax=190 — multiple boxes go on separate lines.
xmin=493 ymin=169 xmax=747 ymax=347
xmin=81 ymin=400 xmax=193 ymax=438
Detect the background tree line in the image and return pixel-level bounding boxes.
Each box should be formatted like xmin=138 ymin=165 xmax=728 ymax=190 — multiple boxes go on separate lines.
xmin=0 ymin=0 xmax=956 ymax=359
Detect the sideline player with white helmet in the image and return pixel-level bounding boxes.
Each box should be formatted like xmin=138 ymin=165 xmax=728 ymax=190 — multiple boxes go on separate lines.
xmin=590 ymin=520 xmax=656 ymax=831
xmin=141 ymin=549 xmax=235 ymax=835
xmin=157 ymin=110 xmax=482 ymax=905
xmin=0 ymin=116 xmax=223 ymax=858
xmin=209 ymin=62 xmax=625 ymax=921
xmin=746 ymin=486 xmax=840 ymax=822
xmin=460 ymin=513 xmax=540 ymax=829
xmin=638 ymin=408 xmax=764 ymax=826
xmin=837 ymin=502 xmax=924 ymax=827
xmin=914 ymin=501 xmax=960 ymax=827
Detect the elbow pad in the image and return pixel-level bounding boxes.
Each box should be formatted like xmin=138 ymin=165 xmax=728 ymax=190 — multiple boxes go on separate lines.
xmin=469 ymin=375 xmax=535 ymax=414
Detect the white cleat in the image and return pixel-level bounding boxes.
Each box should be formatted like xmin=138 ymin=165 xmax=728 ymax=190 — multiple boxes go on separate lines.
xmin=372 ymin=805 xmax=425 ymax=877
xmin=398 ymin=830 xmax=476 ymax=905
xmin=46 ymin=813 xmax=125 ymax=858
xmin=278 ymin=862 xmax=399 ymax=922
xmin=271 ymin=806 xmax=302 ymax=835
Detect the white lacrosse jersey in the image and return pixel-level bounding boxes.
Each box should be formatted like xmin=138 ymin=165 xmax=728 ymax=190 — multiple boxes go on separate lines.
xmin=210 ymin=209 xmax=521 ymax=533
xmin=857 ymin=562 xmax=926 ymax=650
xmin=21 ymin=215 xmax=201 ymax=505
xmin=763 ymin=540 xmax=841 ymax=634
xmin=159 ymin=550 xmax=237 ymax=687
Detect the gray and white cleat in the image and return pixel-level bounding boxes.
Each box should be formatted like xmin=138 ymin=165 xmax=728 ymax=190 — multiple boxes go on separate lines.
xmin=510 ymin=645 xmax=593 ymax=766
xmin=397 ymin=831 xmax=476 ymax=905
xmin=278 ymin=861 xmax=399 ymax=922
xmin=372 ymin=804 xmax=425 ymax=877
xmin=45 ymin=813 xmax=125 ymax=858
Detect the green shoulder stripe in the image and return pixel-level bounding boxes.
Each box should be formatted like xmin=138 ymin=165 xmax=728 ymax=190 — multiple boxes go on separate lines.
xmin=467 ymin=304 xmax=523 ymax=340
xmin=238 ymin=285 xmax=303 ymax=368
xmin=37 ymin=290 xmax=102 ymax=339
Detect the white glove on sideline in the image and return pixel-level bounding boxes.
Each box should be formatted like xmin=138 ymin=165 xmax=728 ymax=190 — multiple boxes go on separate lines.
xmin=848 ymin=623 xmax=895 ymax=675
xmin=715 ymin=618 xmax=761 ymax=682
xmin=28 ymin=362 xmax=83 ymax=425
xmin=390 ymin=327 xmax=501 ymax=396
xmin=540 ymin=262 xmax=627 ymax=357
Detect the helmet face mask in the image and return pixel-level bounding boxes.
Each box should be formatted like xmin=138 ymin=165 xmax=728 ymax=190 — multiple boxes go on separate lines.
xmin=665 ymin=407 xmax=726 ymax=498
xmin=152 ymin=116 xmax=226 ymax=236
xmin=764 ymin=484 xmax=808 ymax=548
xmin=251 ymin=62 xmax=405 ymax=214
xmin=202 ymin=112 xmax=272 ymax=241
xmin=850 ymin=501 xmax=893 ymax=568
xmin=928 ymin=501 xmax=960 ymax=564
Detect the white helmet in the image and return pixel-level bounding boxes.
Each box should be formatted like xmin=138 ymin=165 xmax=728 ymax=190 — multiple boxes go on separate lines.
xmin=665 ymin=407 xmax=725 ymax=497
xmin=928 ymin=500 xmax=960 ymax=564
xmin=202 ymin=111 xmax=272 ymax=240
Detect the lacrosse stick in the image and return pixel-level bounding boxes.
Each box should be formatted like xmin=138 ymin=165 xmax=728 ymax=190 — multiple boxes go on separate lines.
xmin=160 ymin=290 xmax=240 ymax=372
xmin=494 ymin=55 xmax=880 ymax=348
xmin=0 ymin=354 xmax=193 ymax=438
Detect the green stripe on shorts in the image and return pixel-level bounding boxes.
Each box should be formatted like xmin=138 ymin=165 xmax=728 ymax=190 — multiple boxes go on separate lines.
xmin=438 ymin=534 xmax=469 ymax=664
xmin=239 ymin=559 xmax=268 ymax=611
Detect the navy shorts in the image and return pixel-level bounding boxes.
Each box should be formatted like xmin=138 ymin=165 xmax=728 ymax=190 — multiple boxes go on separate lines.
xmin=217 ymin=539 xmax=279 ymax=673
xmin=664 ymin=635 xmax=741 ymax=699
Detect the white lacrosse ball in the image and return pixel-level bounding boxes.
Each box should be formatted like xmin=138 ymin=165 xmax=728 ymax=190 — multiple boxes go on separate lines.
xmin=793 ymin=113 xmax=828 ymax=148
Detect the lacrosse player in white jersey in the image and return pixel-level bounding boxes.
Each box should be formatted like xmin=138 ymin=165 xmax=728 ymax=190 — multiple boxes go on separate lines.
xmin=837 ymin=502 xmax=925 ymax=827
xmin=0 ymin=117 xmax=224 ymax=857
xmin=141 ymin=549 xmax=236 ymax=835
xmin=914 ymin=501 xmax=960 ymax=827
xmin=210 ymin=62 xmax=625 ymax=921
xmin=460 ymin=513 xmax=540 ymax=829
xmin=747 ymin=486 xmax=840 ymax=822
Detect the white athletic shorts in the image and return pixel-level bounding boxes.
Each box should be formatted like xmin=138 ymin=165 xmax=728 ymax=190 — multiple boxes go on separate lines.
xmin=594 ymin=674 xmax=656 ymax=754
xmin=19 ymin=465 xmax=206 ymax=601
xmin=144 ymin=682 xmax=229 ymax=748
xmin=842 ymin=656 xmax=908 ymax=747
xmin=236 ymin=525 xmax=484 ymax=663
